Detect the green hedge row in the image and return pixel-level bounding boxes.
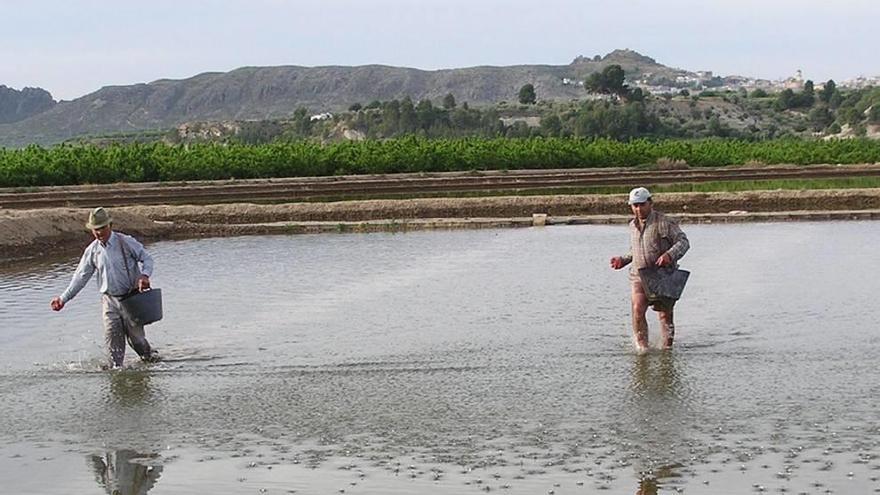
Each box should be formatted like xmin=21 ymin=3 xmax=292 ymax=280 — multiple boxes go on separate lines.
xmin=2 ymin=137 xmax=879 ymax=187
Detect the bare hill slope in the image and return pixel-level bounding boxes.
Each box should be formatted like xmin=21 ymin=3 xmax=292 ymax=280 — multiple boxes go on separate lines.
xmin=0 ymin=50 xmax=682 ymax=147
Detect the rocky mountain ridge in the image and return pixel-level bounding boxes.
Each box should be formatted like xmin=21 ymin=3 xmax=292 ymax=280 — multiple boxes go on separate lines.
xmin=0 ymin=50 xmax=688 ymax=147
xmin=0 ymin=86 xmax=55 ymax=125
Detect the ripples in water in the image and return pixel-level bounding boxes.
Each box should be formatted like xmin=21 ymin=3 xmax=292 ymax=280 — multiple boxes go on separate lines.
xmin=1 ymin=223 xmax=879 ymax=493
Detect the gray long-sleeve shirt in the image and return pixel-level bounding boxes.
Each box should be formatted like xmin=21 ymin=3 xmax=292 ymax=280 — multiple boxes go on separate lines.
xmin=60 ymin=231 xmax=154 ymax=303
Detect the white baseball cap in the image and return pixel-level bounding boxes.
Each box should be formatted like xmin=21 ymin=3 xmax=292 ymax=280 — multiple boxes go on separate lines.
xmin=628 ymin=187 xmax=652 ymax=205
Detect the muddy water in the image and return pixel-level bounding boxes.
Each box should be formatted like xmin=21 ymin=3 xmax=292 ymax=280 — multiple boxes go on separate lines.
xmin=1 ymin=222 xmax=879 ymax=494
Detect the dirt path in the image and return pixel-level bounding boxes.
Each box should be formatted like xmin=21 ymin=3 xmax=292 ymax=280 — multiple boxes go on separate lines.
xmin=3 ymin=188 xmax=880 ymax=261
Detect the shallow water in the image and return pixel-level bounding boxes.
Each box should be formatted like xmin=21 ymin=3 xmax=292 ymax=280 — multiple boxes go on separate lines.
xmin=1 ymin=222 xmax=879 ymax=494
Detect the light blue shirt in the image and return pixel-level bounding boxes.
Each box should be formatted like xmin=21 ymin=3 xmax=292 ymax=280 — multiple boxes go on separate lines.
xmin=60 ymin=231 xmax=154 ymax=302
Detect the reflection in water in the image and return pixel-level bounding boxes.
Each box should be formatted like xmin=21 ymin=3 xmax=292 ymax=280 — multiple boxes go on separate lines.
xmin=636 ymin=477 xmax=658 ymax=495
xmin=88 ymin=450 xmax=163 ymax=495
xmin=629 ymin=351 xmax=680 ymax=399
xmin=626 ymin=351 xmax=687 ymax=492
xmin=106 ymin=371 xmax=153 ymax=407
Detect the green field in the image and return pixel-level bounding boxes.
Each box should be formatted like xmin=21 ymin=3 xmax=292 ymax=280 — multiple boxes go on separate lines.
xmin=2 ymin=137 xmax=879 ymax=188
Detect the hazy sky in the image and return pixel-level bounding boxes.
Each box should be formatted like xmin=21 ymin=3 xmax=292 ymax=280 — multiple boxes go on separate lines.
xmin=2 ymin=0 xmax=877 ymax=101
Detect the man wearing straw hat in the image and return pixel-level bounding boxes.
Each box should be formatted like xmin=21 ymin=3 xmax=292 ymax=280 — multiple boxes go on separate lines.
xmin=609 ymin=187 xmax=690 ymax=352
xmin=50 ymin=207 xmax=160 ymax=368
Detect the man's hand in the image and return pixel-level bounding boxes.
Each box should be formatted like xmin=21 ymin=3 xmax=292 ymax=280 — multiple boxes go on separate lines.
xmin=137 ymin=275 xmax=151 ymax=292
xmin=50 ymin=296 xmax=64 ymax=311
xmin=655 ymin=253 xmax=672 ymax=267
xmin=610 ymin=256 xmax=625 ymax=270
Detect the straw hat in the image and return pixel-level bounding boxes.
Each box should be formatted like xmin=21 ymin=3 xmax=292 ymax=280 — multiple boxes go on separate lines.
xmin=85 ymin=207 xmax=112 ymax=229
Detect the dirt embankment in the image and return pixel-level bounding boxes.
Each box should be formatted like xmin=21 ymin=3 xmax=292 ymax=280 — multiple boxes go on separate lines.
xmin=3 ymin=188 xmax=880 ymax=260
xmin=124 ymin=188 xmax=880 ymax=223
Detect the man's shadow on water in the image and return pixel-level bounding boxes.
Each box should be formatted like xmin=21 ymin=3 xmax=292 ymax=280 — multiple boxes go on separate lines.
xmin=88 ymin=449 xmax=163 ymax=495
xmin=627 ymin=351 xmax=688 ymax=494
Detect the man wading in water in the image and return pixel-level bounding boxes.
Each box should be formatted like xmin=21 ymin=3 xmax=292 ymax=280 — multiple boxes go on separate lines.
xmin=50 ymin=207 xmax=161 ymax=368
xmin=610 ymin=187 xmax=690 ymax=352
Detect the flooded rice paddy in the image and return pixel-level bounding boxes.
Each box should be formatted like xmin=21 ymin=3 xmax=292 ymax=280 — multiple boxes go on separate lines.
xmin=1 ymin=222 xmax=879 ymax=494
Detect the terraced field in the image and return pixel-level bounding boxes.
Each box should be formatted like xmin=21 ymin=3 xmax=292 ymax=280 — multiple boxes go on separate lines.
xmin=3 ymin=163 xmax=880 ymax=209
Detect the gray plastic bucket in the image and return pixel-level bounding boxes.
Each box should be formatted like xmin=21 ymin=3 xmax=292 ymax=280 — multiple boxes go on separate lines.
xmin=638 ymin=267 xmax=690 ymax=301
xmin=120 ymin=288 xmax=163 ymax=325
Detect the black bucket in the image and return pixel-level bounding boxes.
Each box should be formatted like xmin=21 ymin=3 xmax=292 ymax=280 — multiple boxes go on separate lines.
xmin=119 ymin=288 xmax=163 ymax=325
xmin=638 ymin=267 xmax=690 ymax=303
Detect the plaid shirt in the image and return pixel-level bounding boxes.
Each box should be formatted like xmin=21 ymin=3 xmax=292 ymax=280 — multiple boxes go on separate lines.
xmin=621 ymin=210 xmax=689 ymax=275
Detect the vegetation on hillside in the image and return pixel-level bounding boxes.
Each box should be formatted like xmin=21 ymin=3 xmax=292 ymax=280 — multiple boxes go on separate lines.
xmin=150 ymin=68 xmax=878 ymax=146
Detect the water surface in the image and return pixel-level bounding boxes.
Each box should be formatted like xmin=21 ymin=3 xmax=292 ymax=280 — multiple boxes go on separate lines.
xmin=1 ymin=222 xmax=879 ymax=494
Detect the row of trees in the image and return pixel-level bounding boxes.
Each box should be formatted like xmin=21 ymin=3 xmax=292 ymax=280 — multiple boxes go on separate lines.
xmin=232 ymin=98 xmax=676 ymax=142
xmin=774 ymin=79 xmax=840 ymax=111
xmin=348 ymin=98 xmax=507 ymax=138
xmin=224 ymin=87 xmax=877 ymax=145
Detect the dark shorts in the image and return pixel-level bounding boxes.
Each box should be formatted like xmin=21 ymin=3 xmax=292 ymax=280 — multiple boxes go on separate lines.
xmin=631 ymin=278 xmax=676 ymax=312
xmin=649 ymin=297 xmax=676 ymax=312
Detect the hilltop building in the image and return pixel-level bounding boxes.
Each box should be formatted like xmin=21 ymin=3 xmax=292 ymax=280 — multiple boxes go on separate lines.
xmin=783 ymin=70 xmax=805 ymax=90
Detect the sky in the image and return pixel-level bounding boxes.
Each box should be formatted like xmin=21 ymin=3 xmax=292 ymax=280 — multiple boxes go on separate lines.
xmin=1 ymin=0 xmax=878 ymax=101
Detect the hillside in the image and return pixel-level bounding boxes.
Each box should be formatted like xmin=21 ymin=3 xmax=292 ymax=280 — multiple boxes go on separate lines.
xmin=0 ymin=86 xmax=55 ymax=125
xmin=0 ymin=50 xmax=685 ymax=147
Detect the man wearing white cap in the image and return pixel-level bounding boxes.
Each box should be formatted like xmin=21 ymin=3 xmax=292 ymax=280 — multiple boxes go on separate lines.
xmin=610 ymin=187 xmax=689 ymax=351
xmin=50 ymin=207 xmax=160 ymax=368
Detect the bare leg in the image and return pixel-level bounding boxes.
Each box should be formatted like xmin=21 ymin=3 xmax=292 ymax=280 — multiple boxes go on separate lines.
xmin=630 ymin=280 xmax=650 ymax=352
xmin=658 ymin=309 xmax=675 ymax=349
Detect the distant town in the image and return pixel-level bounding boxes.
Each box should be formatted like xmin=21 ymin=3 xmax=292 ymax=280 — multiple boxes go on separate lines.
xmin=563 ymin=70 xmax=880 ymax=96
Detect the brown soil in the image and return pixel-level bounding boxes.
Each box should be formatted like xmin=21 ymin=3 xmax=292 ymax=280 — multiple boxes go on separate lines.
xmin=4 ymin=163 xmax=880 ymax=209
xmin=3 ymin=188 xmax=880 ymax=261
